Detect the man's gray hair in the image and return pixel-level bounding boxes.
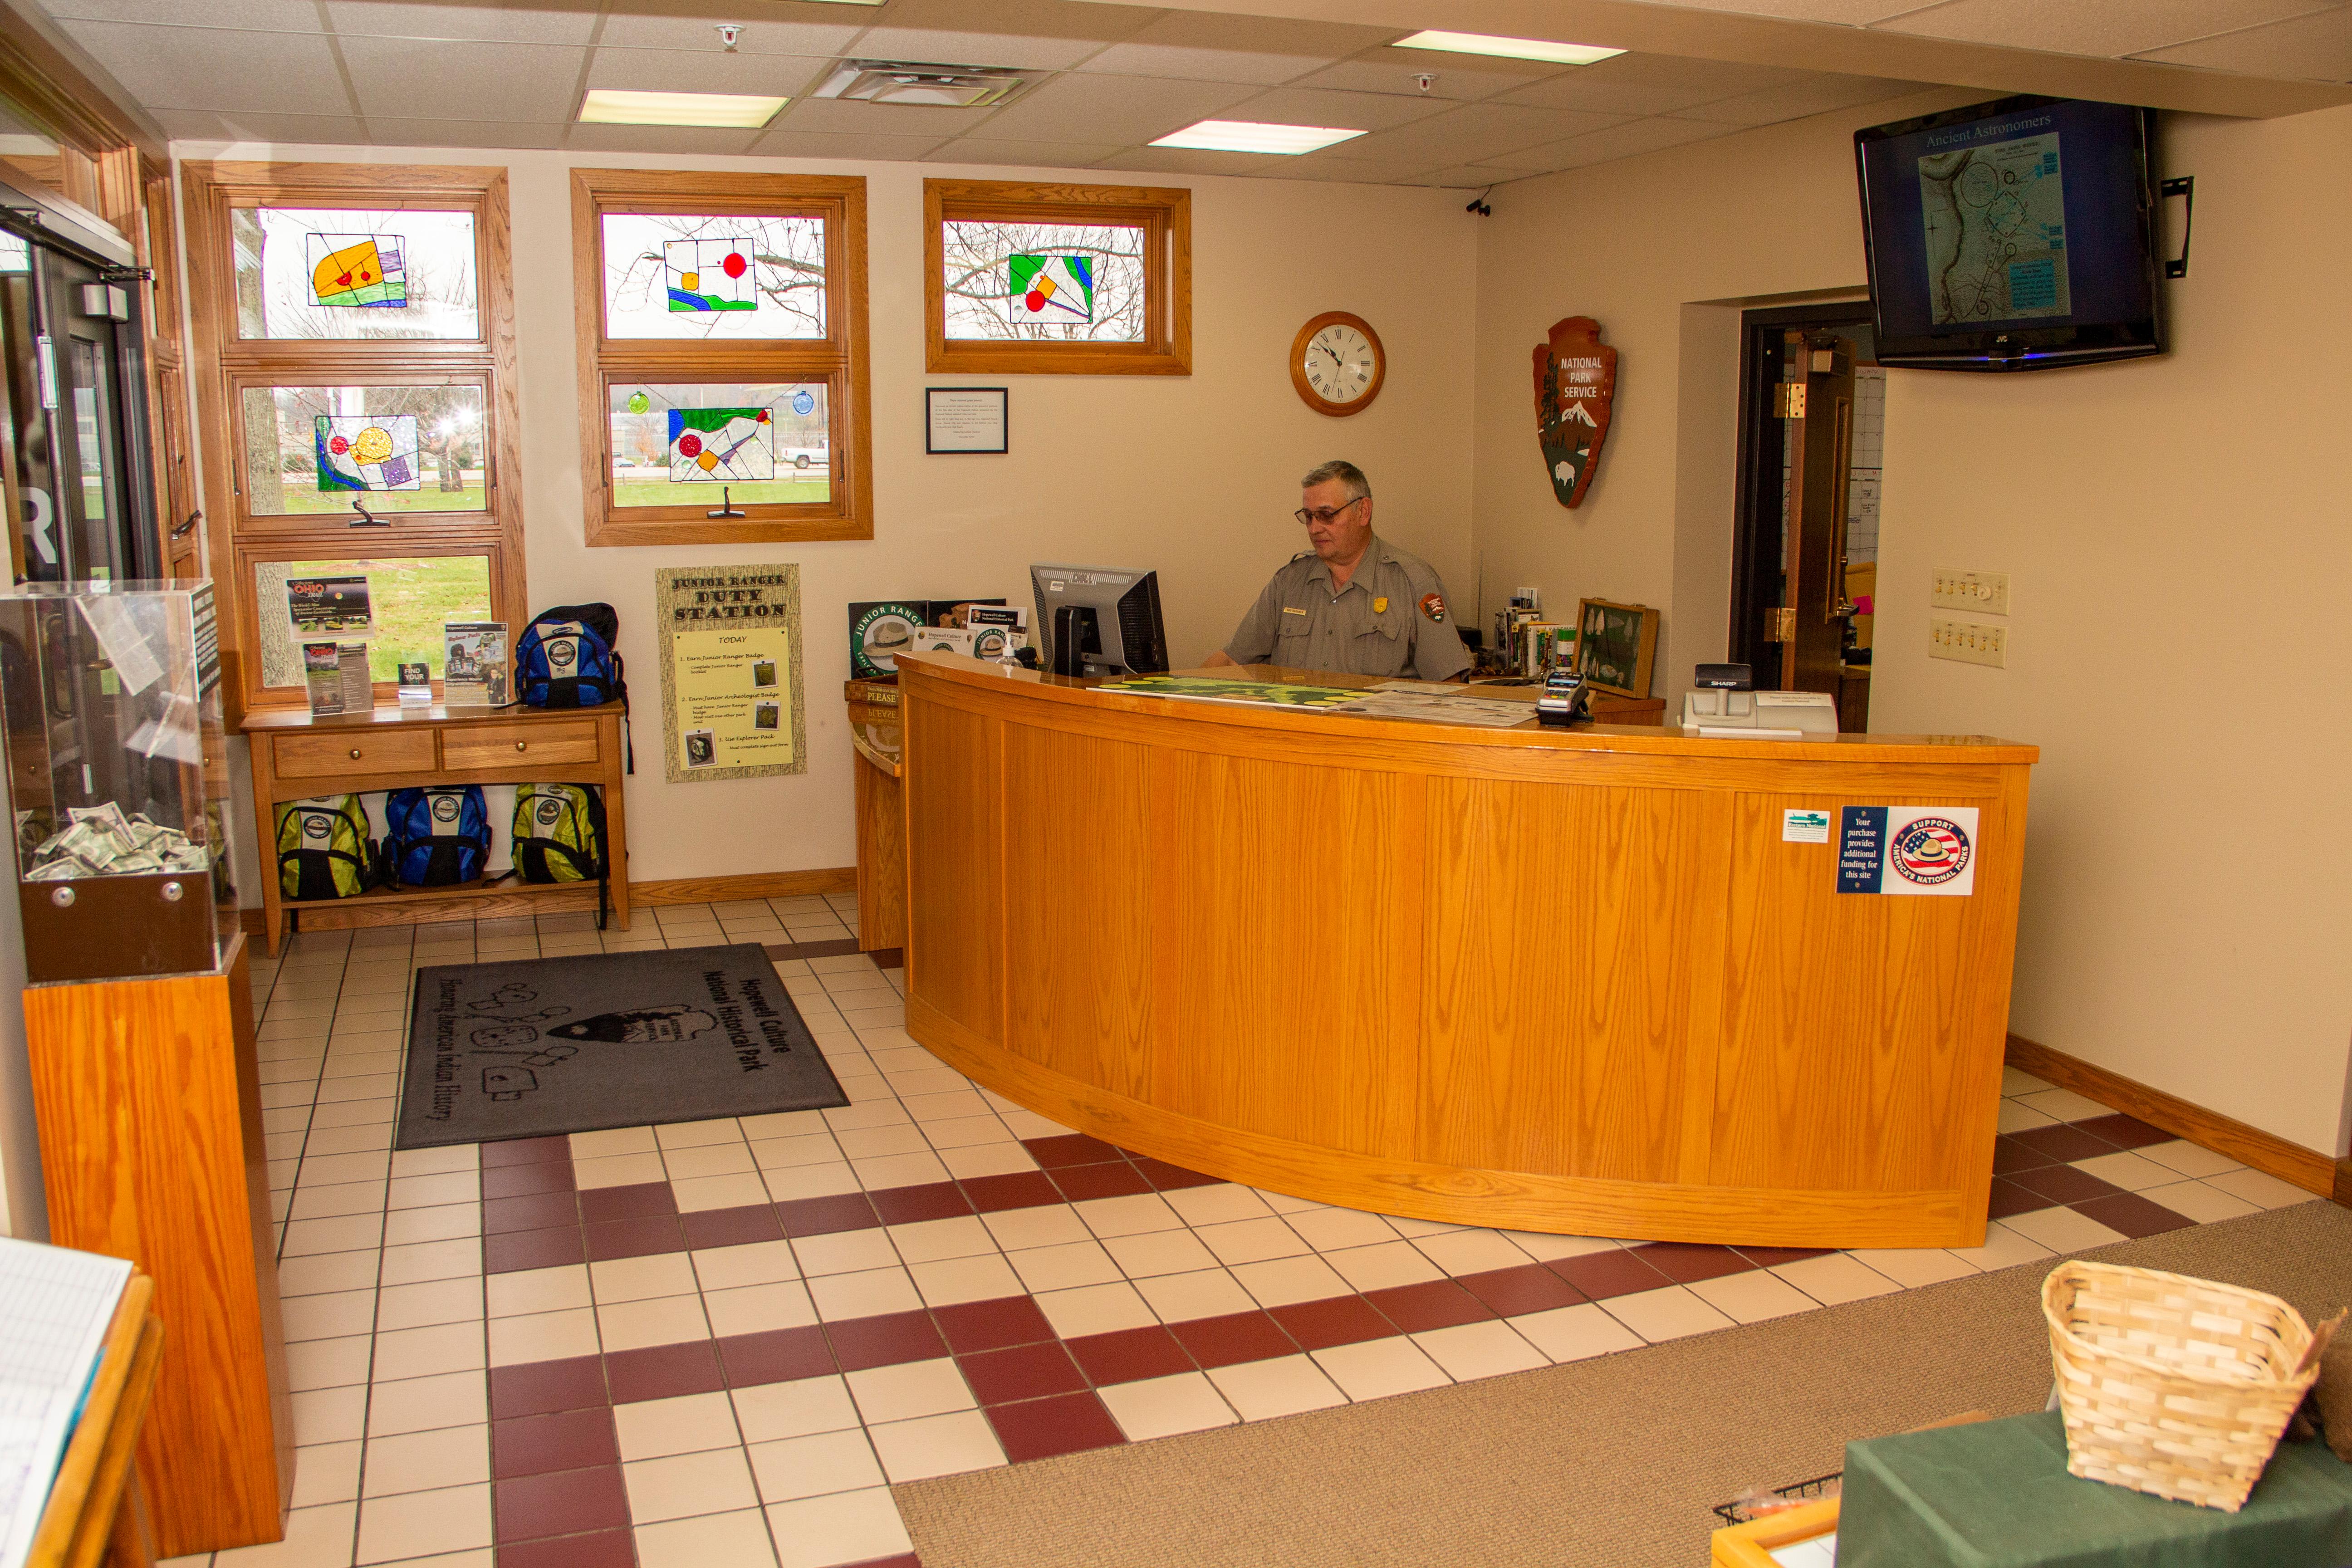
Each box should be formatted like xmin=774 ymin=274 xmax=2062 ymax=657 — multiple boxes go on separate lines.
xmin=1300 ymin=459 xmax=1370 ymax=502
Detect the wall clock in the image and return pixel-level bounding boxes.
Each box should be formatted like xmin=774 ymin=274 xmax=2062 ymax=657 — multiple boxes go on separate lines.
xmin=1290 ymin=311 xmax=1385 ymax=416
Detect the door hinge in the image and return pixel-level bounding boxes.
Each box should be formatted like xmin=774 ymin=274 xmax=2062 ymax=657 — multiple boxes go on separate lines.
xmin=1773 ymin=382 xmax=1806 ymax=419
xmin=1767 ymin=606 xmax=1796 ymax=642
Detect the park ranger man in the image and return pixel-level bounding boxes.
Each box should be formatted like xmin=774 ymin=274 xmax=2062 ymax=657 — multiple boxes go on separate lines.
xmin=1203 ymin=460 xmax=1473 ymax=682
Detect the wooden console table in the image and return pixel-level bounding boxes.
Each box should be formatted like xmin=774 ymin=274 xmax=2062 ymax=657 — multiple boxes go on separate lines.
xmin=240 ymin=702 xmax=631 ymax=957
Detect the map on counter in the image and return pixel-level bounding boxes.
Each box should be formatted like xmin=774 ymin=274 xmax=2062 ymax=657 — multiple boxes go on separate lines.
xmin=1097 ymin=676 xmax=1366 ymax=711
xmin=1918 ymin=131 xmax=2069 ymax=323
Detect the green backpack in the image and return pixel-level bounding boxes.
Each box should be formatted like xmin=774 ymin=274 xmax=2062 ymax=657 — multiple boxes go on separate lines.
xmin=511 ymin=784 xmax=606 ymax=883
xmin=275 ymin=795 xmax=374 ymax=900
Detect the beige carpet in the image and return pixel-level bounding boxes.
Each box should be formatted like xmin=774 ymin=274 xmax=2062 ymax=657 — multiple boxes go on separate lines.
xmin=896 ymin=1202 xmax=2352 ymax=1568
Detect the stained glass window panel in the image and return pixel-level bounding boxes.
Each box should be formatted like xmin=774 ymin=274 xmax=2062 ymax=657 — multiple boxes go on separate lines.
xmin=601 ymin=215 xmax=826 ymax=340
xmin=253 ymin=555 xmax=493 ymax=686
xmin=941 ymin=220 xmax=1147 ymax=342
xmin=233 ymin=208 xmax=479 ymax=340
xmin=240 ymin=386 xmax=487 ymax=515
xmin=607 ymin=382 xmax=828 ymax=507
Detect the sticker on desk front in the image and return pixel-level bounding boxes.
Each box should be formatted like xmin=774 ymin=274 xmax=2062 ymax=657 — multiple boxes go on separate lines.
xmin=1783 ymin=809 xmax=1831 ymax=844
xmin=1838 ymin=806 xmax=1978 ymax=896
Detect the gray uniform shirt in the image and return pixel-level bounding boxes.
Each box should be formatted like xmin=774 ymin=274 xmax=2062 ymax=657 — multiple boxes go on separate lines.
xmin=1222 ymin=534 xmax=1472 ymax=681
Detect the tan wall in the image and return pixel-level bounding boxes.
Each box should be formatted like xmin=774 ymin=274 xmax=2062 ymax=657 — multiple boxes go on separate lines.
xmin=175 ymin=144 xmax=1482 ymax=885
xmin=1471 ymin=98 xmax=2352 ymax=1154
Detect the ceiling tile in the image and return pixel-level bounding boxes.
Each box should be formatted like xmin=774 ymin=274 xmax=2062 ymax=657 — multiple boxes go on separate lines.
xmin=582 ymin=45 xmax=832 ymax=98
xmin=54 ymin=20 xmax=355 ymax=113
xmin=563 ymin=122 xmax=764 ymax=153
xmin=1279 ymin=150 xmax=1449 ymax=183
xmin=846 ymin=0 xmax=1159 ymax=72
xmin=1072 ymin=12 xmax=1396 ymax=86
xmin=337 ymin=34 xmax=587 ymax=120
xmin=767 ymin=92 xmax=1015 ymax=136
xmin=1487 ymin=115 xmax=1734 ymax=175
xmin=593 ymin=1 xmax=871 ymax=57
xmin=1398 ymin=164 xmax=1510 ymax=189
xmin=1629 ymin=0 xmax=1936 ymax=21
xmin=373 ymin=117 xmax=569 ymax=148
xmin=1216 ymin=85 xmax=1453 ymax=132
xmin=967 ymin=71 xmax=1258 ymax=144
xmin=154 ymin=109 xmax=371 ymax=143
xmin=1090 ymin=146 xmax=1280 ymax=177
xmin=1561 ymin=53 xmax=1814 ymax=98
xmin=324 ymin=1 xmax=600 ymax=45
xmin=42 ymin=0 xmax=325 ymax=29
xmin=1669 ymin=71 xmax=1926 ymax=126
xmin=742 ymin=127 xmax=950 ymax=160
xmin=919 ymin=137 xmax=1121 ymax=169
xmin=1872 ymin=0 xmax=2329 ymax=58
xmin=1338 ymin=102 xmax=1627 ymax=167
xmin=1493 ymin=53 xmax=1802 ymax=116
xmin=2133 ymin=8 xmax=2352 ymax=77
xmin=1288 ymin=46 xmax=1568 ymax=102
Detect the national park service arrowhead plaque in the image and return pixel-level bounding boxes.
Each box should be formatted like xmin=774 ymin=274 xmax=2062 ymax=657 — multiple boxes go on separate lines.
xmin=1532 ymin=317 xmax=1617 ymax=509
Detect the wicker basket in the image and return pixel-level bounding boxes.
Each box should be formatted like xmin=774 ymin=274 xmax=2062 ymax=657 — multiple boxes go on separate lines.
xmin=2043 ymin=1259 xmax=2325 ymax=1511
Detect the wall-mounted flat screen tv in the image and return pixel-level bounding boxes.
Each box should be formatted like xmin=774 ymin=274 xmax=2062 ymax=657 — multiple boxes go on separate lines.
xmin=1855 ymin=94 xmax=2163 ymax=372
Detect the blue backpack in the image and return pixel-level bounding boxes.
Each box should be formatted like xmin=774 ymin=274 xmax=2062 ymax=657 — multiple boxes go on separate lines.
xmin=516 ymin=603 xmax=624 ymax=709
xmin=381 ymin=785 xmax=490 ymax=887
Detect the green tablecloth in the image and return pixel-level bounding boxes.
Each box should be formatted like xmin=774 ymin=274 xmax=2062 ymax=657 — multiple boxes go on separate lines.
xmin=1837 ymin=1410 xmax=2352 ymax=1568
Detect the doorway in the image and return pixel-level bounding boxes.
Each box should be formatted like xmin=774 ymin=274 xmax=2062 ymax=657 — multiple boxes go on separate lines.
xmin=1728 ymin=303 xmax=1882 ymax=730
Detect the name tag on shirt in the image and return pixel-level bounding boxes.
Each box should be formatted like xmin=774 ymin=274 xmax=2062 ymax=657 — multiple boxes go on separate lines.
xmin=1281 ymin=606 xmax=1307 ymax=617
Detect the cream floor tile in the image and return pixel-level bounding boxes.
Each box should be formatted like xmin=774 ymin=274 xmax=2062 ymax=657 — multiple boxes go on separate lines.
xmin=1848 ymin=1248 xmax=1977 ymax=1288
xmin=280 ymin=1251 xmax=385 ymax=1300
xmin=1412 ymin=1230 xmax=1534 ymax=1277
xmin=2135 ymin=1139 xmax=2245 ymax=1179
xmin=1134 ymin=1267 xmax=1256 ymax=1323
xmin=2014 ymin=1088 xmax=2119 ymax=1122
xmin=2000 ymin=1067 xmax=2054 ymax=1095
xmin=387 ymin=1171 xmax=479 ymax=1210
xmin=359 ymin=1426 xmax=489 ymax=1497
xmin=1602 ymin=1284 xmax=1739 ymax=1342
xmin=283 ymin=1215 xmax=385 ymax=1258
xmin=846 ymin=1358 xmax=975 ymax=1424
xmin=615 ymin=1391 xmax=743 ymax=1461
xmin=765 ymin=1487 xmax=912 ymax=1568
xmin=305 ymin=1124 xmax=395 ymax=1157
xmin=2068 ymin=1150 xmax=2190 ymax=1192
xmin=488 ymin=1307 xmax=601 ymax=1367
xmin=939 ymin=1143 xmax=1040 ymax=1180
xmin=1774 ymin=1254 xmax=1903 ymax=1306
xmin=366 ymin=1372 xmax=489 ymax=1438
xmin=1194 ymin=1217 xmax=1309 ymax=1267
xmin=2141 ymin=1179 xmax=2261 ymax=1224
xmin=662 ymin=1141 xmax=755 ymax=1180
xmin=2001 ymin=1205 xmax=2132 ymax=1252
xmin=748 ymin=1428 xmax=887 ymax=1503
xmin=808 ymin=1267 xmax=923 ymax=1322
xmin=921 ymin=1116 xmax=1017 ymax=1151
xmin=1161 ymin=1185 xmax=1272 ymax=1227
xmin=899 ymin=1089 xmax=990 ymax=1122
xmin=820 ymin=1101 xmax=911 ymax=1132
xmin=290 ymin=1386 xmax=368 ymax=1447
xmin=301 ymin=1152 xmax=393 ymax=1187
xmin=865 ymin=1410 xmax=1004 ymax=1484
xmin=1322 ymin=1241 xmax=1446 ymax=1293
xmin=1207 ymin=1355 xmax=1348 ymax=1420
xmin=625 ymin=1447 xmax=761 ymax=1524
xmin=382 ymin=1204 xmax=479 ymax=1248
xmin=370 ymin=1322 xmax=483 ymax=1382
xmin=1996 ymin=1101 xmax=2059 ymax=1134
xmin=1382 ymin=1216 xmax=1465 ymax=1240
xmin=287 ymin=1336 xmax=373 ymax=1392
xmin=980 ymin=1204 xmax=1088 ymax=1252
xmin=353 ymin=1481 xmax=491 ymax=1565
xmin=1231 ymin=1254 xmax=1352 ymax=1310
xmin=593 ymin=1253 xmax=702 ymax=1304
xmin=573 ymin=1152 xmax=669 ymax=1189
xmin=283 ymin=1290 xmax=377 ymax=1343
xmin=1009 ymin=1240 xmax=1122 ymax=1293
xmin=1098 ymin=1371 xmax=1242 ymax=1442
xmin=887 ymin=1215 xmax=996 ymax=1264
xmin=374 ymin=1277 xmax=483 ymax=1333
xmin=732 ymin=1376 xmax=860 ymax=1444
xmin=1073 ymin=1193 xmax=1186 ymax=1240
xmin=1411 ymin=1320 xmax=1546 ymax=1381
xmin=1091 ymin=1227 xmax=1212 ymax=1283
xmin=2204 ymin=1168 xmax=2315 ymax=1209
xmin=852 ymin=1151 xmax=953 ymax=1189
xmin=1283 ymin=1206 xmax=1401 ymax=1253
xmin=1033 ymin=1281 xmax=1157 ymax=1339
xmin=691 ymin=1240 xmax=804 ymax=1293
xmin=674 ymin=1173 xmax=774 ymax=1213
xmin=704 ymin=1281 xmax=820 ymax=1338
xmin=910 ymin=1253 xmax=1026 ymax=1308
xmin=1501 ymin=1233 xmax=1625 ymax=1263
xmin=387 ymin=1145 xmax=476 ymax=1179
xmin=1312 ymin=1336 xmax=1451 ymax=1400
xmin=1946 ymin=1220 xmax=2055 ymax=1271
xmin=1512 ymin=1303 xmax=1645 ymax=1363
xmin=634 ymin=1507 xmax=778 ymax=1568
xmin=834 ymin=1124 xmax=929 ymax=1160
xmin=211 ymin=1501 xmax=358 ymax=1568
xmin=292 ymin=1440 xmax=363 ymax=1507
xmin=792 ymin=1228 xmax=902 ymax=1278
xmin=377 ymin=1239 xmax=481 ymax=1287
xmin=571 ymin=1126 xmax=658 ymax=1158
xmin=486 ymin=1265 xmax=591 ymax=1319
xmin=751 ymin=1134 xmax=845 ymax=1171
xmin=598 ymin=1294 xmax=712 ymax=1352
xmin=763 ymin=1163 xmax=862 ymax=1200
xmin=1688 ymin=1269 xmax=1823 ymax=1324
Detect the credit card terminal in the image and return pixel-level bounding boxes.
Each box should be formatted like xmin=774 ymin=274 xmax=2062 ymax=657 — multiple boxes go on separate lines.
xmin=1536 ymin=668 xmax=1592 ymax=727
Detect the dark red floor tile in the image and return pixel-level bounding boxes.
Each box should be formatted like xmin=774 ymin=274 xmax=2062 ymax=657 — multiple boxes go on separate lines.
xmin=1732 ymin=1246 xmax=1834 ymax=1268
xmin=484 ymin=1191 xmax=582 ymax=1236
xmin=1991 ymin=1135 xmax=2058 ymax=1175
xmin=681 ymin=1204 xmax=785 ymax=1251
xmin=1048 ymin=1162 xmax=1152 ymax=1203
xmin=959 ymin=1342 xmax=1088 ymax=1406
xmin=584 ymin=1215 xmax=687 ymax=1262
xmin=1364 ymin=1279 xmax=1494 ymax=1333
xmin=1550 ymin=1248 xmax=1675 ymax=1301
xmin=1627 ymin=1243 xmax=1756 ymax=1286
xmin=1454 ymin=1263 xmax=1589 ymax=1316
xmin=869 ymin=1181 xmax=976 ymax=1225
xmin=1267 ymin=1295 xmax=1395 ymax=1352
xmin=1132 ymin=1157 xmax=1223 ymax=1191
xmin=485 ymin=1226 xmax=587 ymax=1275
xmin=828 ymin=1309 xmax=948 ymax=1372
xmin=839 ymin=1557 xmax=919 ymax=1568
xmin=717 ymin=1326 xmax=835 ymax=1387
xmin=498 ymin=1529 xmax=637 ymax=1568
xmin=2073 ymin=1192 xmax=2195 ymax=1239
xmin=1064 ymin=1324 xmax=1194 ymax=1385
xmin=604 ymin=1341 xmax=724 ymax=1404
xmin=2009 ymin=1165 xmax=2127 ymax=1206
xmin=578 ymin=1181 xmax=678 ymax=1222
xmin=959 ymin=1171 xmax=1063 ymax=1212
xmin=482 ymin=1135 xmax=576 ymax=1168
xmin=490 ymin=1356 xmax=609 ymax=1421
xmin=934 ymin=1296 xmax=1056 ymax=1355
xmin=985 ymin=1391 xmax=1128 ymax=1463
xmin=1022 ymin=1133 xmax=1126 ymax=1168
xmin=483 ymin=1161 xmax=578 ymax=1200
xmin=2005 ymin=1123 xmax=2123 ymax=1164
xmin=1168 ymin=1310 xmax=1295 ymax=1371
xmin=777 ymin=1192 xmax=882 ymax=1237
xmin=1986 ymin=1176 xmax=2058 ymax=1219
xmin=492 ymin=1408 xmax=619 ymax=1479
xmin=494 ymin=1465 xmax=631 ymax=1544
xmin=2072 ymin=1112 xmax=2174 ymax=1151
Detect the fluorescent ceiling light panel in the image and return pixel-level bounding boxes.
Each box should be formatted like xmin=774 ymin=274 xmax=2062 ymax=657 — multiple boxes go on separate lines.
xmin=1394 ymin=30 xmax=1625 ymax=66
xmin=1151 ymin=120 xmax=1365 ymax=155
xmin=578 ymin=90 xmax=787 ymax=128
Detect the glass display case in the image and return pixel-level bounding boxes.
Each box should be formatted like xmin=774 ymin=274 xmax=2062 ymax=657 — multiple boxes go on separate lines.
xmin=0 ymin=582 xmax=235 ymax=981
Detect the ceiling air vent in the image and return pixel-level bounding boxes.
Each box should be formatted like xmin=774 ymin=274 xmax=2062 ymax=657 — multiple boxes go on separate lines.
xmin=813 ymin=60 xmax=1028 ymax=109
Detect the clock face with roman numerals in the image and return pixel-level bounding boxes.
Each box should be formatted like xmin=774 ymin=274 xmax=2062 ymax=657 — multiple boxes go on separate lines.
xmin=1290 ymin=312 xmax=1386 ymax=417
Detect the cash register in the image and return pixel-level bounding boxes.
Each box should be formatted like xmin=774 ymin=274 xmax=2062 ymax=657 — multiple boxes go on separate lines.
xmin=1680 ymin=663 xmax=1838 ymax=740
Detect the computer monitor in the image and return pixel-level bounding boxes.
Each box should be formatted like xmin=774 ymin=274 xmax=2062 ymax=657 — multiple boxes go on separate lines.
xmin=1029 ymin=564 xmax=1168 ymax=678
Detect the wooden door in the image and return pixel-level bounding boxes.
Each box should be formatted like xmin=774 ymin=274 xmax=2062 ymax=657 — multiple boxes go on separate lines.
xmin=1780 ymin=333 xmax=1857 ymax=695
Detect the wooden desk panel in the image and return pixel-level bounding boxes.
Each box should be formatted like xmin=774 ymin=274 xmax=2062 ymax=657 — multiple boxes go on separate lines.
xmin=899 ymin=652 xmax=2037 ymax=1248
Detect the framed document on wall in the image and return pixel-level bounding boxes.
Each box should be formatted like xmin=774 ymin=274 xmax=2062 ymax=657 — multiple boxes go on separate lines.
xmin=926 ymin=387 xmax=1009 ymax=454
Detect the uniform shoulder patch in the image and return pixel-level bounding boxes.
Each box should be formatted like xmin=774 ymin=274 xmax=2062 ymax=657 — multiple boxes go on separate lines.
xmin=1420 ymin=593 xmax=1446 ymax=623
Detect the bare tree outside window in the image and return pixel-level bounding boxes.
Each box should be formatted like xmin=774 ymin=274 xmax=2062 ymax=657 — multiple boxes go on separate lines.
xmin=601 ymin=214 xmax=826 ymax=341
xmin=232 ymin=208 xmax=479 ymax=341
xmin=941 ymin=220 xmax=1147 ymax=343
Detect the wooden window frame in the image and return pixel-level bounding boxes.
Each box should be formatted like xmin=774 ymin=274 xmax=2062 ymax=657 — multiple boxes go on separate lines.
xmin=571 ymin=169 xmax=871 ymax=549
xmin=181 ymin=160 xmax=523 ymax=718
xmin=924 ymin=179 xmax=1191 ymax=377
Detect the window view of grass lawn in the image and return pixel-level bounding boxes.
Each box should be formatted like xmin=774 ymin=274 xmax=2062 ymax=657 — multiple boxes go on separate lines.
xmin=262 ymin=557 xmax=494 ymax=685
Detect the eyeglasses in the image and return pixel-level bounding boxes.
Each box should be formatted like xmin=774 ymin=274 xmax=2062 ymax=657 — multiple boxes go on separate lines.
xmin=1294 ymin=498 xmax=1366 ymax=526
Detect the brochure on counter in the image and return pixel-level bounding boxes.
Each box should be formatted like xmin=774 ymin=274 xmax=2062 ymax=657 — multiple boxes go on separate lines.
xmin=1097 ymin=676 xmax=1537 ymax=728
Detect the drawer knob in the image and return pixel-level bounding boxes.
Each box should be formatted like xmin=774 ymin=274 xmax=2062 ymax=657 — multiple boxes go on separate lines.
xmin=515 ymin=740 xmax=528 ymax=752
xmin=349 ymin=748 xmax=363 ymax=760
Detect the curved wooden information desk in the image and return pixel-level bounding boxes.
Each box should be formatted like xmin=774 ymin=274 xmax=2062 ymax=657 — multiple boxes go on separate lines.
xmin=898 ymin=653 xmax=2037 ymax=1248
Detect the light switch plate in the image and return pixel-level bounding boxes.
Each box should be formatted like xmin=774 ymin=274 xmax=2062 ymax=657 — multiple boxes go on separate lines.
xmin=1931 ymin=568 xmax=2009 ymax=616
xmin=1929 ymin=618 xmax=2006 ymax=668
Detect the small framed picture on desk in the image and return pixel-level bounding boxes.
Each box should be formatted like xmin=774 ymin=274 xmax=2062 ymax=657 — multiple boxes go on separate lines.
xmin=926 ymin=387 xmax=1009 ymax=455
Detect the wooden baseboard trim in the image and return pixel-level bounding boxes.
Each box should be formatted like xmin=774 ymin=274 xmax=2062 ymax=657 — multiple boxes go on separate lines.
xmin=2005 ymin=1033 xmax=2337 ymax=1197
xmin=2337 ymin=1157 xmax=2352 ymax=1210
xmin=630 ymin=868 xmax=855 ymax=906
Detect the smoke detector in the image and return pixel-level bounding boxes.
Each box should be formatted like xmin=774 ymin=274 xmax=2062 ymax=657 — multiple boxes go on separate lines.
xmin=813 ymin=60 xmax=1029 ymax=108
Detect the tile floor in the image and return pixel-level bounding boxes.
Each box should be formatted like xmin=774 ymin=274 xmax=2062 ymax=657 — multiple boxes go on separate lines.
xmin=163 ymin=892 xmax=2322 ymax=1568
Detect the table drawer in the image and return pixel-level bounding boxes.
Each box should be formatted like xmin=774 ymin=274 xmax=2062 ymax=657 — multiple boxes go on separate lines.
xmin=273 ymin=728 xmax=439 ymax=781
xmin=442 ymin=720 xmax=601 ymax=772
